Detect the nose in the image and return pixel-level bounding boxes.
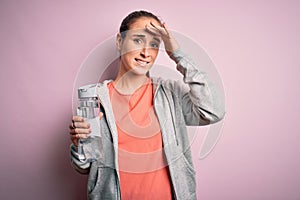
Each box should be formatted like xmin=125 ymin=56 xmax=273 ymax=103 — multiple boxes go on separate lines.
xmin=140 ymin=46 xmax=150 ymax=58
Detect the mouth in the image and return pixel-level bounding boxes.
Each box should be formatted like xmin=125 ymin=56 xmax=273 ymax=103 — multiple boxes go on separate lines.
xmin=135 ymin=58 xmax=150 ymax=66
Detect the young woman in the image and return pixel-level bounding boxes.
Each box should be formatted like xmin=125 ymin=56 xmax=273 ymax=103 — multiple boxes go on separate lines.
xmin=69 ymin=10 xmax=225 ymax=200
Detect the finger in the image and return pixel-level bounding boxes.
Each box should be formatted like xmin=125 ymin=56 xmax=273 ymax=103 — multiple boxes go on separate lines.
xmin=99 ymin=112 xmax=103 ymax=119
xmin=72 ymin=127 xmax=91 ymax=135
xmin=69 ymin=122 xmax=90 ymax=131
xmin=73 ymin=121 xmax=90 ymax=129
xmin=72 ymin=116 xmax=84 ymax=122
xmin=147 ymin=23 xmax=170 ymax=41
xmin=150 ymin=21 xmax=168 ymax=36
xmin=145 ymin=24 xmax=162 ymax=37
xmin=150 ymin=21 xmax=163 ymax=32
xmin=71 ymin=133 xmax=89 ymax=139
xmin=70 ymin=133 xmax=88 ymax=143
xmin=70 ymin=127 xmax=92 ymax=135
xmin=161 ymin=22 xmax=171 ymax=37
xmin=97 ymin=95 xmax=104 ymax=120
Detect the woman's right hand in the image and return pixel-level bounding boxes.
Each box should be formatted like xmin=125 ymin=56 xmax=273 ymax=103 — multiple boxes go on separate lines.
xmin=69 ymin=116 xmax=91 ymax=147
xmin=69 ymin=113 xmax=103 ymax=146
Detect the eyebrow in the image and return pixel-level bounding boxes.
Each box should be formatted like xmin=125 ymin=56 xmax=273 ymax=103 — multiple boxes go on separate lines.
xmin=132 ymin=34 xmax=161 ymax=43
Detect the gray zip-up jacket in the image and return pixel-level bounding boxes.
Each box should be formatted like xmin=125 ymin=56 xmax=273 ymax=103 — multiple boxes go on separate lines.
xmin=70 ymin=49 xmax=225 ymax=200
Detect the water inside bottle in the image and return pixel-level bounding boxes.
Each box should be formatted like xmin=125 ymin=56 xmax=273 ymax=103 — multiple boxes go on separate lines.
xmin=77 ymin=106 xmax=103 ymax=161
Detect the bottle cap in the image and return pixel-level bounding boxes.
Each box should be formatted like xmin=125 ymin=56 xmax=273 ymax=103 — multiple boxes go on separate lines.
xmin=78 ymin=84 xmax=99 ymax=99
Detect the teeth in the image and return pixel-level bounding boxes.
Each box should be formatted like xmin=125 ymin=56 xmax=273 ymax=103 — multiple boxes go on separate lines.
xmin=136 ymin=59 xmax=148 ymax=66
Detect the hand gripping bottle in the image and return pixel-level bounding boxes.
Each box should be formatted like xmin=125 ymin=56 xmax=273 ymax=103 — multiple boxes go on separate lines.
xmin=77 ymin=84 xmax=102 ymax=161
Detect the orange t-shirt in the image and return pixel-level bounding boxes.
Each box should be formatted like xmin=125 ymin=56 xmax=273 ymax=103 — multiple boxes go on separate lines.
xmin=108 ymin=79 xmax=173 ymax=200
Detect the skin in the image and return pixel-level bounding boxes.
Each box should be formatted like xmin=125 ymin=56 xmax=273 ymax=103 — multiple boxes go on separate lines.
xmin=69 ymin=17 xmax=179 ymax=146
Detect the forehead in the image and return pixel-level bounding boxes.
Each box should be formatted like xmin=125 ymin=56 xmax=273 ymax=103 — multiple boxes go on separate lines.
xmin=129 ymin=17 xmax=160 ymax=30
xmin=125 ymin=17 xmax=161 ymax=38
xmin=124 ymin=29 xmax=161 ymax=43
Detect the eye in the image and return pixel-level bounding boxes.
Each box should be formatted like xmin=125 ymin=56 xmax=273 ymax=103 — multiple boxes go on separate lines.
xmin=151 ymin=43 xmax=159 ymax=49
xmin=133 ymin=38 xmax=143 ymax=44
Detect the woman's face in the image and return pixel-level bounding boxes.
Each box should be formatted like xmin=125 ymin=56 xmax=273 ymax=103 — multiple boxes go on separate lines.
xmin=117 ymin=17 xmax=161 ymax=76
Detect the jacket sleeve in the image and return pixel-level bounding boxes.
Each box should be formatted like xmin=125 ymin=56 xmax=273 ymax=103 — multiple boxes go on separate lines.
xmin=70 ymin=144 xmax=91 ymax=174
xmin=170 ymin=49 xmax=225 ymax=125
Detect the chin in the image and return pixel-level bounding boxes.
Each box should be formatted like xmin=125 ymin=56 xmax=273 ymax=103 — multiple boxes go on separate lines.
xmin=131 ymin=67 xmax=150 ymax=76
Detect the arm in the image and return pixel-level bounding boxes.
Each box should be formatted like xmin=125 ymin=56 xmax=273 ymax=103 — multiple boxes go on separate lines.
xmin=170 ymin=49 xmax=225 ymax=125
xmin=148 ymin=21 xmax=225 ymax=125
xmin=69 ymin=114 xmax=103 ymax=174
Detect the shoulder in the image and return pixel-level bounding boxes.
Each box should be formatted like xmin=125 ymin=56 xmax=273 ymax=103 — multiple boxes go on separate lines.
xmin=151 ymin=76 xmax=176 ymax=87
xmin=151 ymin=77 xmax=189 ymax=95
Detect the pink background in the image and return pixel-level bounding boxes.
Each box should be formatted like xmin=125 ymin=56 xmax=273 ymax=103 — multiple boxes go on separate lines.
xmin=1 ymin=0 xmax=300 ymax=199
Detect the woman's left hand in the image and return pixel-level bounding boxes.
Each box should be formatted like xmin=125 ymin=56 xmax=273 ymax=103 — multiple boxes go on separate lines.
xmin=146 ymin=21 xmax=180 ymax=57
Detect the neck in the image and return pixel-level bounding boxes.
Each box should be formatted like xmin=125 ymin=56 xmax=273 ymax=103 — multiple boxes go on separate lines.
xmin=114 ymin=70 xmax=149 ymax=95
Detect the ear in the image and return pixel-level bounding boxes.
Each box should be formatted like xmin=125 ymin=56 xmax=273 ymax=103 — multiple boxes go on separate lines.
xmin=116 ymin=33 xmax=122 ymax=51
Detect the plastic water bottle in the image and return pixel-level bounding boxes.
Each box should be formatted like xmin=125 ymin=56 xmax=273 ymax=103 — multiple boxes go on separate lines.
xmin=77 ymin=84 xmax=102 ymax=161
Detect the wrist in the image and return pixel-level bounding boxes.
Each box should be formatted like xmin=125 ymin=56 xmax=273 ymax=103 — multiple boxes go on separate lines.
xmin=164 ymin=37 xmax=180 ymax=56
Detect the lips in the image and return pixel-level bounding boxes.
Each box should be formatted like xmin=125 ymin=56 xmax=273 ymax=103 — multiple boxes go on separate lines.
xmin=135 ymin=58 xmax=150 ymax=66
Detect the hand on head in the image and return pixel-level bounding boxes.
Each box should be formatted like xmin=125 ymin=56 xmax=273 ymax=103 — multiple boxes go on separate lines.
xmin=145 ymin=21 xmax=180 ymax=56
